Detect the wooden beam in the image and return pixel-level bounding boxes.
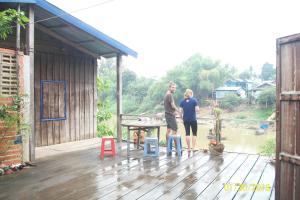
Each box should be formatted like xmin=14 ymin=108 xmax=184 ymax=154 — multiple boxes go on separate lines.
xmin=76 ymin=39 xmax=95 ymax=44
xmin=27 ymin=5 xmax=35 ymax=161
xmin=116 ymin=54 xmax=122 ymax=143
xmin=35 ymin=24 xmax=99 ymax=58
xmin=46 ymin=24 xmax=70 ymax=29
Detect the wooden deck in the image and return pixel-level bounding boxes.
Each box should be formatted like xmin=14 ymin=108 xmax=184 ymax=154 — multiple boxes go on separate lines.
xmin=0 ymin=144 xmax=275 ymax=200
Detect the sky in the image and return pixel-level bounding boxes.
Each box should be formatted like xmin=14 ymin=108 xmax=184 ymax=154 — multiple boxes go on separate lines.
xmin=48 ymin=0 xmax=300 ymax=78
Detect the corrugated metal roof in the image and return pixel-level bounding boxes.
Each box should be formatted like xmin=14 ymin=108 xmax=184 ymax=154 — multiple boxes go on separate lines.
xmin=0 ymin=0 xmax=36 ymax=3
xmin=0 ymin=0 xmax=137 ymax=58
xmin=215 ymin=87 xmax=242 ymax=91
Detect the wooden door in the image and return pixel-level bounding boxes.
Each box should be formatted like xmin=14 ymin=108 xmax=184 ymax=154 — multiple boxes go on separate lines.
xmin=276 ymin=34 xmax=300 ymax=200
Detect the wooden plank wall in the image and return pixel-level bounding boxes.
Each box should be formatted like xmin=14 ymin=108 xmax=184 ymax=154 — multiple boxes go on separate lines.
xmin=34 ymin=52 xmax=97 ymax=146
xmin=276 ymin=35 xmax=300 ymax=200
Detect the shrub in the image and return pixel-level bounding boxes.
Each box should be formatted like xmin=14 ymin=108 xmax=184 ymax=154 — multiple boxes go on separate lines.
xmin=260 ymin=138 xmax=275 ymax=156
xmin=257 ymin=87 xmax=276 ymax=108
xmin=220 ymin=94 xmax=242 ymax=111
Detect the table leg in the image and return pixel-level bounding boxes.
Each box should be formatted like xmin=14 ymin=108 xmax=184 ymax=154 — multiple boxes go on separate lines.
xmin=157 ymin=127 xmax=160 ymax=149
xmin=137 ymin=128 xmax=140 ymax=149
xmin=127 ymin=126 xmax=130 ymax=157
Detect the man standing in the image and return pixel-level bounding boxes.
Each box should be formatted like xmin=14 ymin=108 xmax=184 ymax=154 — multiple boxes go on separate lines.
xmin=164 ymin=81 xmax=179 ymax=142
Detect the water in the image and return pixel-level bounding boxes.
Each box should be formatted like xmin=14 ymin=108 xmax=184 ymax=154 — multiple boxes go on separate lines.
xmin=159 ymin=123 xmax=276 ymax=154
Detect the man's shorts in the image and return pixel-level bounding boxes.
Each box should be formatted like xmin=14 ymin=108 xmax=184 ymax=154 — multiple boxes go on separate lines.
xmin=165 ymin=113 xmax=178 ymax=131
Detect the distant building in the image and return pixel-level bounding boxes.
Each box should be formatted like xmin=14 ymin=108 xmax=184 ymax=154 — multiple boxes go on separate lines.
xmin=215 ymin=87 xmax=246 ymax=99
xmin=225 ymin=78 xmax=253 ymax=93
xmin=252 ymin=81 xmax=276 ymax=99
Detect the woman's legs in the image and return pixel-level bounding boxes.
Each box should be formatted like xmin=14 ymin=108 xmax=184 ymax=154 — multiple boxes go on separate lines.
xmin=191 ymin=121 xmax=198 ymax=150
xmin=184 ymin=121 xmax=191 ymax=151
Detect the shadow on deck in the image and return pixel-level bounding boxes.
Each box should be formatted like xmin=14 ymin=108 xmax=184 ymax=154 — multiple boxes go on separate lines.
xmin=0 ymin=142 xmax=275 ymax=200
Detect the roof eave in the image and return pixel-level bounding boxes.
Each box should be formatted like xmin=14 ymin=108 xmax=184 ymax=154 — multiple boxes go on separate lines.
xmin=36 ymin=0 xmax=137 ymax=58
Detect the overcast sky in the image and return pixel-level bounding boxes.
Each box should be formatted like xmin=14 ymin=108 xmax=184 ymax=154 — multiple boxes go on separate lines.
xmin=48 ymin=0 xmax=300 ymax=78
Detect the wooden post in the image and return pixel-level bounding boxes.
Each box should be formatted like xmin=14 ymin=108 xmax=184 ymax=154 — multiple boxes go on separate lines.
xmin=116 ymin=54 xmax=122 ymax=143
xmin=16 ymin=4 xmax=21 ymax=94
xmin=26 ymin=5 xmax=35 ymax=161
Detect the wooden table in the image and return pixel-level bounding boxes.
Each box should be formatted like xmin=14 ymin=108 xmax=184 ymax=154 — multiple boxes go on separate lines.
xmin=121 ymin=121 xmax=162 ymax=157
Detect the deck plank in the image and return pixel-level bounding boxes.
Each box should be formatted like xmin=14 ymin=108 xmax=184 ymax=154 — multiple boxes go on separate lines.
xmin=215 ymin=154 xmax=260 ymax=200
xmin=121 ymin=152 xmax=207 ymax=200
xmin=96 ymin=152 xmax=191 ymax=199
xmin=40 ymin=153 xmax=171 ymax=200
xmin=152 ymin=153 xmax=238 ymax=200
xmin=233 ymin=156 xmax=268 ymax=199
xmin=251 ymin=163 xmax=275 ymax=200
xmin=174 ymin=153 xmax=248 ymax=200
xmin=0 ymin=143 xmax=275 ymax=200
xmin=269 ymin=183 xmax=275 ymax=200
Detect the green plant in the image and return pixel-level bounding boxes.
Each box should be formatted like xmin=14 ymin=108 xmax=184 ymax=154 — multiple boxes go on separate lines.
xmin=96 ymin=77 xmax=113 ymax=137
xmin=97 ymin=123 xmax=113 ymax=137
xmin=220 ymin=94 xmax=242 ymax=111
xmin=0 ymin=9 xmax=29 ymax=40
xmin=213 ymin=108 xmax=222 ymax=143
xmin=257 ymin=87 xmax=276 ymax=108
xmin=260 ymin=138 xmax=275 ymax=156
xmin=0 ymin=95 xmax=30 ymax=162
xmin=236 ymin=114 xmax=246 ymax=119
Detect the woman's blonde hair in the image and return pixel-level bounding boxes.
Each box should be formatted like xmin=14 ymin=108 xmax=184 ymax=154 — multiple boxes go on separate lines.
xmin=184 ymin=89 xmax=193 ymax=99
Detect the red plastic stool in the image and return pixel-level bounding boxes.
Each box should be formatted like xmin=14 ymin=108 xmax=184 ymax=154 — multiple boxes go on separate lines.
xmin=100 ymin=137 xmax=116 ymax=159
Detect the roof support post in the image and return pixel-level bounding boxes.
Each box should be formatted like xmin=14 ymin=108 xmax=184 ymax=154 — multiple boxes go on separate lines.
xmin=16 ymin=4 xmax=21 ymax=52
xmin=25 ymin=5 xmax=35 ymax=161
xmin=116 ymin=54 xmax=122 ymax=143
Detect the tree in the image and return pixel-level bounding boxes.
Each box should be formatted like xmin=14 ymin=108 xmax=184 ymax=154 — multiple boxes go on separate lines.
xmin=220 ymin=94 xmax=242 ymax=111
xmin=122 ymin=69 xmax=137 ymax=93
xmin=0 ymin=9 xmax=29 ymax=40
xmin=260 ymin=63 xmax=275 ymax=81
xmin=257 ymin=87 xmax=276 ymax=108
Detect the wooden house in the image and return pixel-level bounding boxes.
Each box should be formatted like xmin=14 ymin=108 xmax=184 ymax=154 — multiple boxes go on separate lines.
xmin=215 ymin=86 xmax=246 ymax=99
xmin=0 ymin=0 xmax=137 ymax=161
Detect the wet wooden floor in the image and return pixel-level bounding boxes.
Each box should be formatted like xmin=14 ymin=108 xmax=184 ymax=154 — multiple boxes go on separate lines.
xmin=0 ymin=145 xmax=275 ymax=200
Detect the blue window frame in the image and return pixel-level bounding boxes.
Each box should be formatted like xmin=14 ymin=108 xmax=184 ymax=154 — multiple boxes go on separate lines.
xmin=40 ymin=80 xmax=67 ymax=121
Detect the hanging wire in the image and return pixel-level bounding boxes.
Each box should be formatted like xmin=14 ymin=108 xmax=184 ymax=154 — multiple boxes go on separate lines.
xmin=5 ymin=0 xmax=117 ymax=29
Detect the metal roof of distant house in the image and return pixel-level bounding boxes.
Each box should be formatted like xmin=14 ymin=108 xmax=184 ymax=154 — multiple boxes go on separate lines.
xmin=215 ymin=86 xmax=243 ymax=91
xmin=0 ymin=0 xmax=137 ymax=58
xmin=253 ymin=82 xmax=275 ymax=90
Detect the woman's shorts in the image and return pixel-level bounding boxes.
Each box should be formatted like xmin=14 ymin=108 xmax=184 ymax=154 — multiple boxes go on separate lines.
xmin=184 ymin=121 xmax=197 ymax=136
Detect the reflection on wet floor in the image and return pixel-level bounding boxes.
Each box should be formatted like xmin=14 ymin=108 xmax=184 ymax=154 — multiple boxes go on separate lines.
xmin=0 ymin=144 xmax=275 ymax=200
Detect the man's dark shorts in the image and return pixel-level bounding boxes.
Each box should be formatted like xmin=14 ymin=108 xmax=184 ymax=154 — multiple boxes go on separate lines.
xmin=165 ymin=113 xmax=178 ymax=131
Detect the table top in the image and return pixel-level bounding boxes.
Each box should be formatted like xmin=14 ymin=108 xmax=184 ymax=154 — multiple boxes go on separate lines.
xmin=121 ymin=121 xmax=163 ymax=128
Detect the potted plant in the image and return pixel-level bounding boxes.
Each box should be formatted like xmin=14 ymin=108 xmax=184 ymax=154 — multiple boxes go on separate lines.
xmin=209 ymin=108 xmax=225 ymax=155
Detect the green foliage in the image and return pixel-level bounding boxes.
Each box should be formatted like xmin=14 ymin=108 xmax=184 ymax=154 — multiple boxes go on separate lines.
xmin=212 ymin=108 xmax=222 ymax=143
xmin=98 ymin=54 xmax=239 ymax=114
xmin=236 ymin=114 xmax=246 ymax=119
xmin=0 ymin=95 xmax=30 ymax=159
xmin=260 ymin=63 xmax=275 ymax=81
xmin=0 ymin=9 xmax=29 ymax=40
xmin=253 ymin=107 xmax=274 ymax=120
xmin=257 ymin=87 xmax=276 ymax=108
xmin=239 ymin=66 xmax=256 ymax=80
xmin=96 ymin=124 xmax=113 ymax=137
xmin=260 ymin=138 xmax=275 ymax=156
xmin=220 ymin=94 xmax=242 ymax=111
xmin=96 ymin=76 xmax=113 ymax=137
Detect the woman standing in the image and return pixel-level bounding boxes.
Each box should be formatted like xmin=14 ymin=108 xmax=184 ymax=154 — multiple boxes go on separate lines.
xmin=179 ymin=89 xmax=200 ymax=153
